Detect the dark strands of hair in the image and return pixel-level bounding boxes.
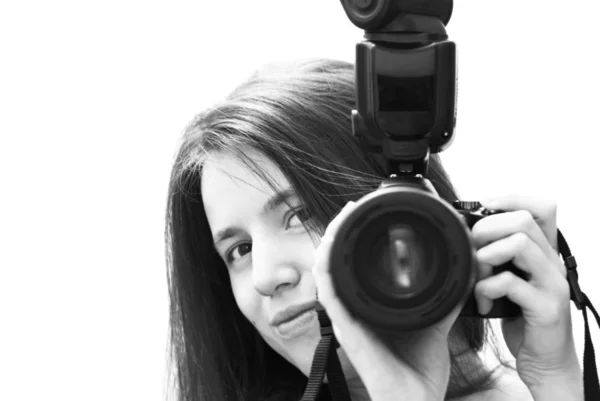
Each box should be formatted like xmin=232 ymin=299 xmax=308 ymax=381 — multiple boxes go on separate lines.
xmin=165 ymin=58 xmax=515 ymax=401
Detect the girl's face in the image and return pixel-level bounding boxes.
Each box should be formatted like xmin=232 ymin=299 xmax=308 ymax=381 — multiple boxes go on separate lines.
xmin=202 ymin=151 xmax=326 ymax=377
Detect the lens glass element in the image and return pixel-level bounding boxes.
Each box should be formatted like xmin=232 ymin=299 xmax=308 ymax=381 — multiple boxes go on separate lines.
xmin=354 ymin=213 xmax=444 ymax=302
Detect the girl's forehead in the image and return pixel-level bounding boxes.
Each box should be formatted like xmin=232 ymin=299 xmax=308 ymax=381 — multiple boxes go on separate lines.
xmin=201 ymin=151 xmax=291 ymax=208
xmin=203 ymin=151 xmax=287 ymax=188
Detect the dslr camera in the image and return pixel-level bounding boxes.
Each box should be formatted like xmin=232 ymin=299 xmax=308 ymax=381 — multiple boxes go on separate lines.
xmin=329 ymin=0 xmax=525 ymax=331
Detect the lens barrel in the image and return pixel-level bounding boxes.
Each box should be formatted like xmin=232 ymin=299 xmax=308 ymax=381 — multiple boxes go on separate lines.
xmin=329 ymin=185 xmax=476 ymax=331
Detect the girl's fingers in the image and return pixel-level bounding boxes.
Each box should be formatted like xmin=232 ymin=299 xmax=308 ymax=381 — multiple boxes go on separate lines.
xmin=474 ymin=231 xmax=571 ymax=319
xmin=313 ymin=201 xmax=355 ymax=282
xmin=474 ymin=270 xmax=541 ymax=316
xmin=476 ymin=231 xmax=556 ymax=284
xmin=313 ymin=201 xmax=358 ymax=331
xmin=480 ymin=194 xmax=558 ymax=251
xmin=472 ymin=209 xmax=557 ymax=266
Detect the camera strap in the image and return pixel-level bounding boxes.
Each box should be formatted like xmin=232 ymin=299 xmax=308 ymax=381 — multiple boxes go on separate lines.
xmin=300 ymin=303 xmax=351 ymax=401
xmin=557 ymin=229 xmax=600 ymax=400
xmin=301 ymin=229 xmax=600 ymax=401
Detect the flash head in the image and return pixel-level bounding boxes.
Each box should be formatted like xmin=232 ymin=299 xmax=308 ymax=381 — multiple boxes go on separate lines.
xmin=343 ymin=0 xmax=457 ymax=176
xmin=340 ymin=0 xmax=453 ymax=31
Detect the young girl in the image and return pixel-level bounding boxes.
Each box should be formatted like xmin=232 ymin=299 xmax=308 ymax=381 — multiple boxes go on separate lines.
xmin=165 ymin=58 xmax=582 ymax=400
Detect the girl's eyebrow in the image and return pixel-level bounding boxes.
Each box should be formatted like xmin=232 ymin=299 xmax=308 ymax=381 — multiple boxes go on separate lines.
xmin=260 ymin=187 xmax=297 ymax=216
xmin=212 ymin=187 xmax=297 ymax=247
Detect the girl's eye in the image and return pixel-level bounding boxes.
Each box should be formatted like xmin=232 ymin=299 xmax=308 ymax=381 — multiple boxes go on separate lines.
xmin=286 ymin=208 xmax=312 ymax=229
xmin=226 ymin=243 xmax=252 ymax=263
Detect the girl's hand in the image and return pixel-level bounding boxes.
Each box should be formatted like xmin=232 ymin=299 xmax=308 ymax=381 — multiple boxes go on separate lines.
xmin=313 ymin=201 xmax=460 ymax=401
xmin=473 ymin=194 xmax=583 ymax=398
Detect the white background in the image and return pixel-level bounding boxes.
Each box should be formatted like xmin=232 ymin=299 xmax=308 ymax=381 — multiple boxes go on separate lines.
xmin=1 ymin=1 xmax=599 ymax=400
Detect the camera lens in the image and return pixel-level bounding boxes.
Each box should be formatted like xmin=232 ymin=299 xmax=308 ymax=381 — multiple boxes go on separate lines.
xmin=371 ymin=224 xmax=428 ymax=297
xmin=329 ymin=186 xmax=475 ymax=331
xmin=353 ymin=213 xmax=447 ymax=307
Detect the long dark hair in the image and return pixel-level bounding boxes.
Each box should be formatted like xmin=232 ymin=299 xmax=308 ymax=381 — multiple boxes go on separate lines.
xmin=165 ymin=58 xmax=513 ymax=401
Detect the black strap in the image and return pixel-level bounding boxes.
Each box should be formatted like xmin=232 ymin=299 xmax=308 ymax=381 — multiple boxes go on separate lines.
xmin=301 ymin=229 xmax=600 ymax=400
xmin=558 ymin=229 xmax=600 ymax=400
xmin=300 ymin=303 xmax=351 ymax=401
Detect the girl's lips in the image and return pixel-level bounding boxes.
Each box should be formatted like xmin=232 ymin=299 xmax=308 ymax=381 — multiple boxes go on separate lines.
xmin=274 ymin=308 xmax=317 ymax=340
